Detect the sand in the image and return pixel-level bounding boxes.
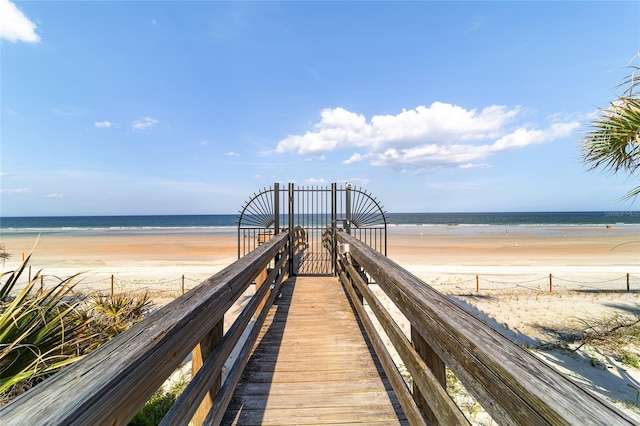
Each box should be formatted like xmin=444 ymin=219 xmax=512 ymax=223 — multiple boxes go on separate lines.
xmin=2 ymin=226 xmax=640 ymax=422
xmin=1 ymin=233 xmax=238 ymax=300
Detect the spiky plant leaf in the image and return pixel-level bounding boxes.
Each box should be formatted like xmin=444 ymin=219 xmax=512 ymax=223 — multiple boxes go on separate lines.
xmin=581 ymin=64 xmax=640 ymax=201
xmin=0 ymin=258 xmax=87 ymax=400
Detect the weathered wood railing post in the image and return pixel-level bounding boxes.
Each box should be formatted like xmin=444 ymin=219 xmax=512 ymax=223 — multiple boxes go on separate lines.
xmin=192 ymin=319 xmax=224 ymax=425
xmin=254 ymin=266 xmax=269 ymax=319
xmin=411 ymin=327 xmax=446 ymax=425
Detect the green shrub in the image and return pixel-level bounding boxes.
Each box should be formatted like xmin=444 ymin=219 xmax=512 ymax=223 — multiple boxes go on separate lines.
xmin=129 ymin=380 xmax=187 ymax=426
xmin=621 ymin=351 xmax=640 ymax=369
xmin=78 ymin=291 xmax=152 ymax=353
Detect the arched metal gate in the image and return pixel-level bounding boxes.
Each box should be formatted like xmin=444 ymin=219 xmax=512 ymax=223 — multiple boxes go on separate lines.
xmin=238 ymin=183 xmax=386 ymax=276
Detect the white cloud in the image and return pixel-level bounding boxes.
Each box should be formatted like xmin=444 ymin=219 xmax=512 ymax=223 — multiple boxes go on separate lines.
xmin=0 ymin=187 xmax=30 ymax=194
xmin=305 ymin=178 xmax=327 ymax=185
xmin=348 ymin=177 xmax=371 ymax=186
xmin=52 ymin=107 xmax=83 ymax=117
xmin=224 ymin=151 xmax=239 ymax=157
xmin=277 ymin=108 xmax=370 ymax=155
xmin=491 ymin=122 xmax=578 ymax=151
xmin=95 ymin=120 xmax=114 ymax=128
xmin=278 ymin=102 xmax=580 ymax=171
xmin=45 ymin=193 xmax=64 ymax=198
xmin=343 ymin=153 xmax=364 ymax=165
xmin=0 ymin=0 xmax=40 ymax=43
xmin=464 ymin=17 xmax=484 ymax=34
xmin=131 ymin=117 xmax=159 ymax=131
xmin=459 ymin=163 xmax=493 ymax=169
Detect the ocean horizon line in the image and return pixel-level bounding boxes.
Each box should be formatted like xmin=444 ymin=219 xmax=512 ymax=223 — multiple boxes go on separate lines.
xmin=1 ymin=211 xmax=639 ymax=235
xmin=2 ymin=209 xmax=640 ymax=218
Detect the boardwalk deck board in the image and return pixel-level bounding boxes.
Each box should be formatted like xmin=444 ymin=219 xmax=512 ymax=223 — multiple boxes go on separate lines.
xmin=223 ymin=276 xmax=408 ymax=425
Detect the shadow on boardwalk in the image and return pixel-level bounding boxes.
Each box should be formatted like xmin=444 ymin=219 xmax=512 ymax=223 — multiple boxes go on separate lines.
xmin=223 ymin=276 xmax=407 ymax=425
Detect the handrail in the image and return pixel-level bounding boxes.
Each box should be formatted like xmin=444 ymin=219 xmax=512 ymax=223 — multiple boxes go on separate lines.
xmin=0 ymin=231 xmax=296 ymax=425
xmin=330 ymin=230 xmax=636 ymax=425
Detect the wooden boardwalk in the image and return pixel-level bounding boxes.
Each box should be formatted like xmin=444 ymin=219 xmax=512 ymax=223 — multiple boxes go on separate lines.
xmin=223 ymin=276 xmax=408 ymax=425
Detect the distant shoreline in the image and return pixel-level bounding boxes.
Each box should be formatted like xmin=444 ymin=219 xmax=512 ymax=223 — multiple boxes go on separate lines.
xmin=1 ymin=223 xmax=637 ymax=276
xmin=1 ymin=211 xmax=639 ymax=237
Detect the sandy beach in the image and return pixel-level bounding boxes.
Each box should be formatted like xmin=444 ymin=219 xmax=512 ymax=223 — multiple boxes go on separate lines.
xmin=2 ymin=225 xmax=640 ymax=421
xmin=3 ymin=225 xmax=637 ymax=288
xmin=1 ymin=233 xmax=238 ymax=299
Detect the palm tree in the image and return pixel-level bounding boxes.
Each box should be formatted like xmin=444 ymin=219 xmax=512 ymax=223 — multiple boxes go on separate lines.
xmin=581 ymin=62 xmax=640 ymax=200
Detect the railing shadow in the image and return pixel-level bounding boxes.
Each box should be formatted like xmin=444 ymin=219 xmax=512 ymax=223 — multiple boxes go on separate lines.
xmin=222 ymin=277 xmax=296 ymax=424
xmin=574 ymin=289 xmax=640 ymax=295
xmin=330 ymin=230 xmax=637 ymax=425
xmin=337 ymin=279 xmax=409 ymax=423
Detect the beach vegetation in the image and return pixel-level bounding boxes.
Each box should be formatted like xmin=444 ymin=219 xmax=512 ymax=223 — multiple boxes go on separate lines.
xmin=445 ymin=367 xmax=493 ymax=423
xmin=621 ymin=351 xmax=640 ymax=369
xmin=445 ymin=367 xmax=461 ymax=401
xmin=581 ymin=58 xmax=640 ymax=201
xmin=0 ymin=255 xmax=153 ymax=404
xmin=574 ymin=312 xmax=640 ymax=352
xmin=0 ymin=254 xmax=90 ymax=403
xmin=565 ymin=310 xmax=640 ymax=373
xmin=129 ymin=379 xmax=187 ymax=426
xmin=79 ymin=291 xmax=151 ymax=352
xmin=397 ymin=363 xmax=412 ymax=386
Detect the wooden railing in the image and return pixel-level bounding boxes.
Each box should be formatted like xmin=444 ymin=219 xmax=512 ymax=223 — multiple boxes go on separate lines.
xmin=1 ymin=229 xmax=305 ymax=425
xmin=329 ymin=230 xmax=637 ymax=426
xmin=4 ymin=225 xmax=634 ymax=425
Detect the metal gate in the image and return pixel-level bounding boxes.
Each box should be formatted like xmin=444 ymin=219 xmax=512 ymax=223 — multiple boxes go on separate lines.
xmin=238 ymin=183 xmax=386 ymax=276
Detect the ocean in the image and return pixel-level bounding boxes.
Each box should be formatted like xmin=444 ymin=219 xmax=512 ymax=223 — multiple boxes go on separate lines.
xmin=0 ymin=211 xmax=639 ymax=236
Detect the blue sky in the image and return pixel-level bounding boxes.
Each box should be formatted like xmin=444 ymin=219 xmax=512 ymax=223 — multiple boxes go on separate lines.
xmin=1 ymin=1 xmax=639 ymax=216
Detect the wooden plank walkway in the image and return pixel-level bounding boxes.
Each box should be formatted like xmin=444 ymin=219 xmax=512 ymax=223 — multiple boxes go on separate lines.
xmin=223 ymin=276 xmax=408 ymax=425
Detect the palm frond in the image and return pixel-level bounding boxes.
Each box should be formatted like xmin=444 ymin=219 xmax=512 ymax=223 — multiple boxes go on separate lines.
xmin=580 ymin=63 xmax=640 ymax=200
